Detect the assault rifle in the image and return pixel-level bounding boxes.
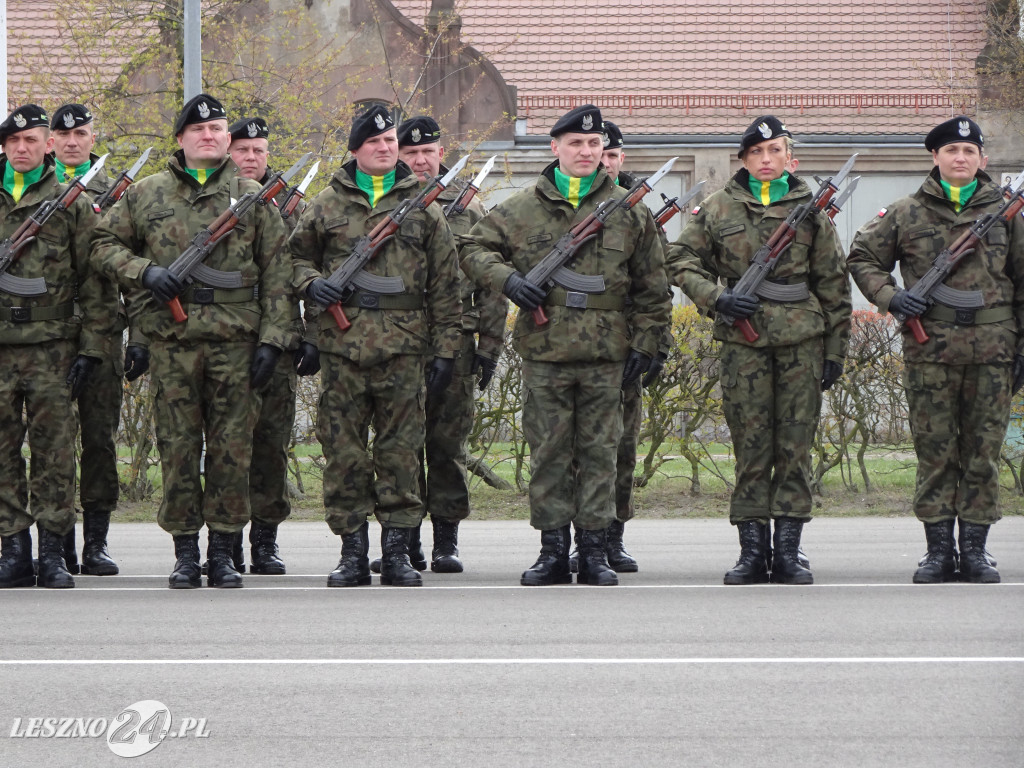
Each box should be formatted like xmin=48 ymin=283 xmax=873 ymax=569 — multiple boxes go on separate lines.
xmin=93 ymin=147 xmax=152 ymax=212
xmin=0 ymin=154 xmax=109 ymax=297
xmin=717 ymin=154 xmax=858 ymax=342
xmin=280 ymin=160 xmax=320 ymax=220
xmin=443 ymin=155 xmax=496 ymax=219
xmin=651 ymin=181 xmax=707 ymax=231
xmin=527 ymin=156 xmax=678 ymax=326
xmin=164 ymin=152 xmax=312 ymax=322
xmin=892 ymin=168 xmax=1024 ymax=344
xmin=322 ymin=154 xmax=470 ymax=331
xmin=825 ymin=176 xmax=859 ymax=222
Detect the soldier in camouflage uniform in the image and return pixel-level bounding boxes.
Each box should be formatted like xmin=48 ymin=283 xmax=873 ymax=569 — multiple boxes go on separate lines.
xmin=462 ymin=104 xmax=670 ymax=587
xmin=388 ymin=115 xmax=506 ymax=574
xmin=227 ymin=116 xmax=320 ymax=575
xmin=0 ymin=104 xmax=115 ymax=589
xmin=848 ymin=116 xmax=1024 ymax=584
xmin=50 ymin=103 xmax=146 ymax=577
xmin=289 ymin=105 xmax=462 ymax=588
xmin=92 ymin=94 xmax=293 ymax=589
xmin=668 ymin=115 xmax=851 ymax=585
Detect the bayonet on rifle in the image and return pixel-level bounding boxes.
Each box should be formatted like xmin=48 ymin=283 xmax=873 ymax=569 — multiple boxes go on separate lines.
xmin=443 ymin=155 xmax=496 ymax=219
xmin=653 ymin=181 xmax=707 ymax=230
xmin=94 ymin=147 xmax=152 ymax=212
xmin=281 ymin=160 xmax=321 ymax=220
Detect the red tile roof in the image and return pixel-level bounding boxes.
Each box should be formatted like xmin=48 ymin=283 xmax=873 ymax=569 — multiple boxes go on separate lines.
xmin=390 ymin=0 xmax=988 ymax=135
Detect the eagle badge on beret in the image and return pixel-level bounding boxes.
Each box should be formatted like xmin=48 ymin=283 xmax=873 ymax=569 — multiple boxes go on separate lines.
xmin=247 ymin=122 xmax=258 ymax=138
xmin=13 ymin=113 xmax=26 ymax=128
xmin=602 ymin=133 xmax=610 ymax=147
xmin=758 ymin=122 xmax=772 ymax=139
xmin=374 ymin=113 xmax=386 ymax=130
xmin=198 ymin=102 xmax=211 ymax=119
xmin=958 ymin=120 xmax=971 ymax=137
xmin=411 ymin=128 xmax=421 ymax=143
xmin=581 ymin=114 xmax=594 ymax=131
xmin=63 ymin=112 xmax=75 ymax=128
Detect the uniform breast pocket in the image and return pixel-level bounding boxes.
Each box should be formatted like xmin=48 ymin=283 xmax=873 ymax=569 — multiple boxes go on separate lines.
xmin=601 ymin=230 xmax=626 ymax=252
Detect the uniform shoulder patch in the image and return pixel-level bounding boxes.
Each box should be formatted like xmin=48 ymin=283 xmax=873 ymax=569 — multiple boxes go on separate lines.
xmin=691 ymin=205 xmax=701 ymax=215
xmin=877 ymin=208 xmax=887 ymax=217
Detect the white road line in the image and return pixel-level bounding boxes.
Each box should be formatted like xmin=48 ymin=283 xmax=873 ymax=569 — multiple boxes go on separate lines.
xmin=0 ymin=657 xmax=1021 ymax=666
xmin=6 ymin=582 xmax=1023 ymax=591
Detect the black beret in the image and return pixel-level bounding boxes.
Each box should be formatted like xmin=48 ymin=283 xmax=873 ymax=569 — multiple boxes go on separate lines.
xmin=550 ymin=104 xmax=603 ymax=137
xmin=0 ymin=104 xmax=49 ymax=143
xmin=925 ymin=116 xmax=984 ymax=152
xmin=603 ymin=121 xmax=624 ymax=149
xmin=51 ymin=103 xmax=93 ymax=131
xmin=348 ymin=104 xmax=395 ymax=151
xmin=397 ymin=116 xmax=441 ymax=147
xmin=739 ymin=115 xmax=792 ymax=157
xmin=173 ymin=93 xmax=227 ymax=135
xmin=229 ymin=117 xmax=270 ymax=143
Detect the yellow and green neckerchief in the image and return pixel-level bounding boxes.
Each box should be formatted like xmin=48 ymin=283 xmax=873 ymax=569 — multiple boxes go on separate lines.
xmin=3 ymin=162 xmax=45 ymax=203
xmin=553 ymin=166 xmax=598 ymax=209
xmin=55 ymin=158 xmax=91 ymax=183
xmin=355 ymin=168 xmax=396 ymax=208
xmin=939 ymin=178 xmax=978 ymax=213
xmin=184 ymin=166 xmax=221 ymax=186
xmin=748 ymin=171 xmax=791 ymax=206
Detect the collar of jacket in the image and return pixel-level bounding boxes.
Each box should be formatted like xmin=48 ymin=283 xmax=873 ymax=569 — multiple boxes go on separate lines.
xmin=730 ymin=167 xmax=810 ymax=206
xmin=167 ymin=150 xmax=233 ymax=192
xmin=536 ymin=159 xmax=614 ymax=206
xmin=0 ymin=153 xmax=57 ymax=203
xmin=333 ymin=158 xmax=417 ymax=202
xmin=922 ymin=166 xmax=999 ymax=208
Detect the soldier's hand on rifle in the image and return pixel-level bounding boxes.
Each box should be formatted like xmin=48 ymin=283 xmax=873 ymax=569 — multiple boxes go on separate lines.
xmin=889 ymin=289 xmax=928 ymax=318
xmin=1013 ymin=354 xmax=1024 ymax=395
xmin=306 ymin=278 xmax=346 ymax=308
xmin=250 ymin=344 xmax=282 ymax=390
xmin=821 ymin=359 xmax=844 ymax=391
xmin=294 ymin=341 xmax=321 ymax=377
xmin=66 ymin=355 xmax=100 ymax=399
xmin=622 ymin=350 xmax=652 ymax=388
xmin=141 ymin=265 xmax=185 ymax=303
xmin=471 ymin=354 xmax=497 ymax=390
xmin=642 ymin=352 xmax=668 ymax=388
xmin=426 ymin=357 xmax=455 ymax=398
xmin=124 ymin=345 xmax=150 ymax=382
xmin=715 ymin=288 xmax=758 ymax=319
xmin=502 ymin=272 xmax=545 ymax=311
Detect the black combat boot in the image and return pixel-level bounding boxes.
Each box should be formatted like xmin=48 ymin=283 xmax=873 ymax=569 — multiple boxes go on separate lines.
xmin=249 ymin=523 xmax=286 ymax=575
xmin=724 ymin=521 xmax=770 ymax=585
xmin=958 ymin=521 xmax=1000 ymax=584
xmin=380 ymin=526 xmax=423 ymax=586
xmin=37 ymin=527 xmax=75 ymax=589
xmin=0 ymin=529 xmax=35 ymax=588
xmin=327 ymin=522 xmax=371 ymax=587
xmin=912 ymin=520 xmax=957 ymax=584
xmin=430 ymin=518 xmax=464 ymax=573
xmin=370 ymin=526 xmax=385 ymax=574
xmin=62 ymin=525 xmax=80 ymax=575
xmin=169 ymin=534 xmax=202 ymax=589
xmin=408 ymin=522 xmax=427 ymax=571
xmin=577 ymin=527 xmax=619 ymax=586
xmin=201 ymin=529 xmax=246 ymax=575
xmin=765 ymin=520 xmax=809 ymax=571
xmin=770 ymin=518 xmax=814 ymax=585
xmin=521 ymin=525 xmax=573 ymax=586
xmin=957 ymin=519 xmax=995 ymax=567
xmin=81 ymin=510 xmax=118 ymax=576
xmin=207 ymin=531 xmax=244 ymax=588
xmin=568 ymin=523 xmax=581 ymax=573
xmin=606 ymin=519 xmax=638 ymax=573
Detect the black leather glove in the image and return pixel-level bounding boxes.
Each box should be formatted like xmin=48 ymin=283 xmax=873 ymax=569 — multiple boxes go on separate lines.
xmin=821 ymin=359 xmax=844 ymax=391
xmin=641 ymin=352 xmax=668 ymax=388
xmin=471 ymin=353 xmax=497 ymax=390
xmin=250 ymin=344 xmax=282 ymax=389
xmin=889 ymin=289 xmax=928 ymax=318
xmin=66 ymin=355 xmax=100 ymax=399
xmin=141 ymin=265 xmax=184 ymax=303
xmin=715 ymin=288 xmax=758 ymax=319
xmin=426 ymin=357 xmax=455 ymax=399
xmin=306 ymin=278 xmax=346 ymax=308
xmin=622 ymin=350 xmax=652 ymax=388
xmin=123 ymin=345 xmax=150 ymax=382
xmin=293 ymin=341 xmax=321 ymax=376
xmin=502 ymin=272 xmax=545 ymax=311
xmin=1013 ymin=354 xmax=1024 ymax=395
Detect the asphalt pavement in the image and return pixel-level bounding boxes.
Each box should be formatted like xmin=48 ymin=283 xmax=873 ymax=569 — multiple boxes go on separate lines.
xmin=1 ymin=517 xmax=1021 ymax=767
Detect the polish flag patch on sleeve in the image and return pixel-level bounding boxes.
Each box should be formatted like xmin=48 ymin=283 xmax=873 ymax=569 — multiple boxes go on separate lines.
xmin=877 ymin=208 xmax=888 ymax=217
xmin=691 ymin=205 xmax=701 ymax=215
xmin=92 ymin=203 xmax=102 ymax=213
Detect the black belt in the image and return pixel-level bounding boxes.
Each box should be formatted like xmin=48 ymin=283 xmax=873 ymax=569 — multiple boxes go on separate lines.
xmin=341 ymin=291 xmax=424 ymax=310
xmin=545 ymin=287 xmax=626 ymax=311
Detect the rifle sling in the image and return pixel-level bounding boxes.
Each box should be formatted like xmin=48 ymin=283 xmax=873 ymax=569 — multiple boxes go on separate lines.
xmin=341 ymin=291 xmax=423 ymax=310
xmin=180 ymin=286 xmax=258 ymax=304
xmin=546 ymin=287 xmax=626 ymax=311
xmin=923 ymin=305 xmax=1013 ymax=326
xmin=0 ymin=302 xmax=76 ymax=322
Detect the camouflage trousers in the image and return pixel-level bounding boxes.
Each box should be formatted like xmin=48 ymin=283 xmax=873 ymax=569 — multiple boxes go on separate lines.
xmin=522 ymin=359 xmax=624 ymax=531
xmin=0 ymin=340 xmax=78 ymax=536
xmin=720 ymin=338 xmax=823 ymax=523
xmin=319 ymin=352 xmax=426 ymax=536
xmin=904 ymin=361 xmax=1011 ymax=525
xmin=615 ymin=379 xmax=643 ymax=523
xmin=150 ymin=340 xmax=259 ymax=536
xmin=77 ymin=331 xmax=124 ymax=514
xmin=419 ymin=333 xmax=476 ymax=523
xmin=249 ymin=358 xmax=297 ymax=527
